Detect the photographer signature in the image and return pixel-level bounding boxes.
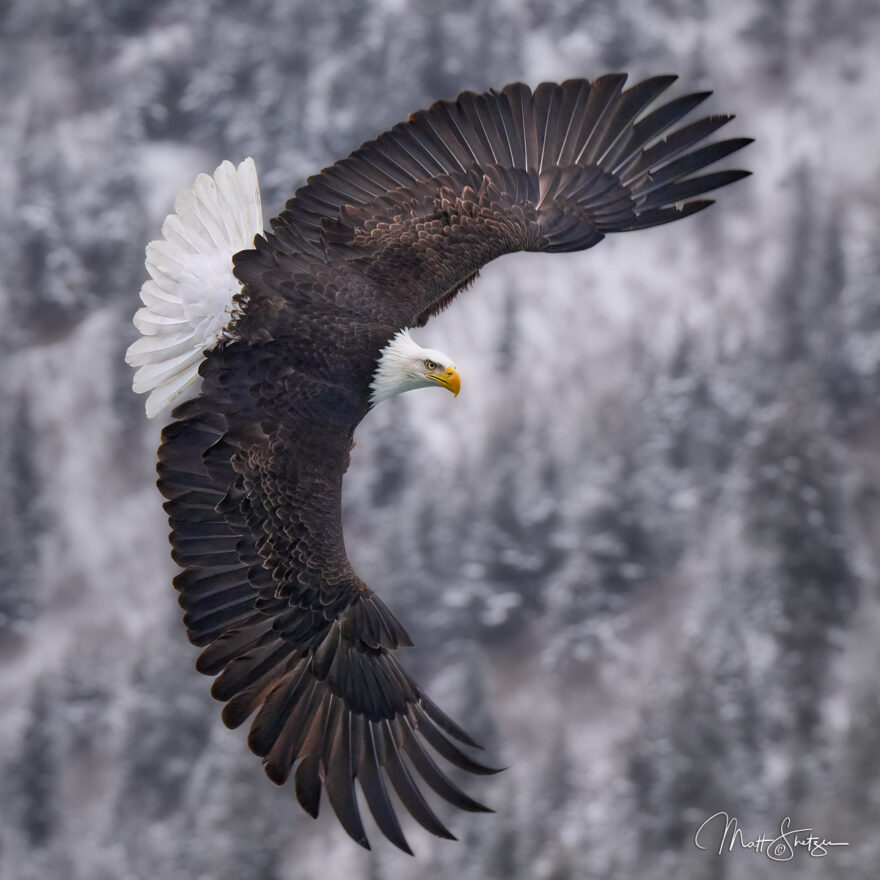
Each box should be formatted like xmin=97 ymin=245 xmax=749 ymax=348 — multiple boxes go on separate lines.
xmin=694 ymin=812 xmax=849 ymax=861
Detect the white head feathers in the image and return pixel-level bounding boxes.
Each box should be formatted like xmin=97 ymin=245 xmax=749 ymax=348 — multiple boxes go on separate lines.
xmin=369 ymin=329 xmax=459 ymax=405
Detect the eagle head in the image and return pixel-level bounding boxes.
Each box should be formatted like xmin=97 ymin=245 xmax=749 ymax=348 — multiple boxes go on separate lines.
xmin=369 ymin=328 xmax=460 ymax=405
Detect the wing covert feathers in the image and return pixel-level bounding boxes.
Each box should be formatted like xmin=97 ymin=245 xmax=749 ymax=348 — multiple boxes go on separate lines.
xmin=127 ymin=158 xmax=263 ymax=418
xmin=158 ymin=405 xmax=497 ymax=853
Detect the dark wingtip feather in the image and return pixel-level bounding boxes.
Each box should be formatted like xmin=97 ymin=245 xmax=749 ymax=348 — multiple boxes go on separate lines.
xmin=415 ymin=708 xmax=503 ymax=775
xmin=294 ymin=754 xmax=323 ymax=818
xmin=418 ymin=692 xmax=484 ymax=749
xmin=635 ymin=168 xmax=751 ymax=215
xmin=380 ymin=725 xmax=458 ymax=840
xmin=222 ymin=689 xmax=263 ymax=729
xmin=403 ymin=734 xmax=495 ymax=814
xmin=264 ymin=758 xmax=288 ymax=787
xmin=612 ymin=198 xmax=714 ymax=231
xmin=356 ymin=722 xmax=415 ymax=855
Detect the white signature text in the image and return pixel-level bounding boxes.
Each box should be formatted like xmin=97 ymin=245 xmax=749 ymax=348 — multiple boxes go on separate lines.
xmin=694 ymin=812 xmax=849 ymax=861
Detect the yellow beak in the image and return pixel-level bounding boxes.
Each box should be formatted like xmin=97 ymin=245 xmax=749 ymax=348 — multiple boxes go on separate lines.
xmin=428 ymin=366 xmax=461 ymax=397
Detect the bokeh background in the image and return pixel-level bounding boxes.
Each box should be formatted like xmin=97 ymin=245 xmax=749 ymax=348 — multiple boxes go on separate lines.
xmin=3 ymin=0 xmax=880 ymax=877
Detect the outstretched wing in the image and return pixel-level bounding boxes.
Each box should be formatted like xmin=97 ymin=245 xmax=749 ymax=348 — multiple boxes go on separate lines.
xmin=158 ymin=342 xmax=497 ymax=853
xmin=233 ymin=75 xmax=750 ymax=329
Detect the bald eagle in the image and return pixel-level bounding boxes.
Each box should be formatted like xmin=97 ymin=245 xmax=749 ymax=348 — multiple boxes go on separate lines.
xmin=126 ymin=75 xmax=750 ymax=852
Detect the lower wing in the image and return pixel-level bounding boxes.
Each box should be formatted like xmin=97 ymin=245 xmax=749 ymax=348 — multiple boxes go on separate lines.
xmin=157 ymin=345 xmax=498 ymax=853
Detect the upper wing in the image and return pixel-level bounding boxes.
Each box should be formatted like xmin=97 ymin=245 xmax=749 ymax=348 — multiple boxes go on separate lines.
xmin=233 ymin=75 xmax=750 ymax=329
xmin=158 ymin=342 xmax=497 ymax=853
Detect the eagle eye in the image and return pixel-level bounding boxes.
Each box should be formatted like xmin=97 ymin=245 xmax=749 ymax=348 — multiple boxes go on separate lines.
xmin=424 ymin=359 xmax=437 ymax=371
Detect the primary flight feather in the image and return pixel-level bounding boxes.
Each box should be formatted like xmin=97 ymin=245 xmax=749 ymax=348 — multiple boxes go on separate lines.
xmin=126 ymin=74 xmax=751 ymax=853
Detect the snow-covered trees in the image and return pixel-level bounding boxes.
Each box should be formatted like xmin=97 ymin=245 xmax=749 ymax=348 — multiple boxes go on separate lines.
xmin=3 ymin=0 xmax=880 ymax=877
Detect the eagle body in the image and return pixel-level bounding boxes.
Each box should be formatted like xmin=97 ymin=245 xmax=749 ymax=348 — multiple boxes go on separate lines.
xmin=127 ymin=75 xmax=751 ymax=852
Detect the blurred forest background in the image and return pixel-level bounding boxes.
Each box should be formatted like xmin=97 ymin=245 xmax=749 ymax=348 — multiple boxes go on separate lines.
xmin=2 ymin=0 xmax=880 ymax=877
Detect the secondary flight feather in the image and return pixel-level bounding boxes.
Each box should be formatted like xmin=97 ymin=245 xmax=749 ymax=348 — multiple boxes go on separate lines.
xmin=126 ymin=74 xmax=751 ymax=852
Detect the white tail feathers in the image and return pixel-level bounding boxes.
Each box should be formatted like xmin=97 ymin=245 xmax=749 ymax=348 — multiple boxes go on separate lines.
xmin=126 ymin=157 xmax=263 ymax=418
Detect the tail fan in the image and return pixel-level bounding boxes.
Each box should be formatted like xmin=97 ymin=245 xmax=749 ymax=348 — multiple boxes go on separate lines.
xmin=126 ymin=158 xmax=263 ymax=418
